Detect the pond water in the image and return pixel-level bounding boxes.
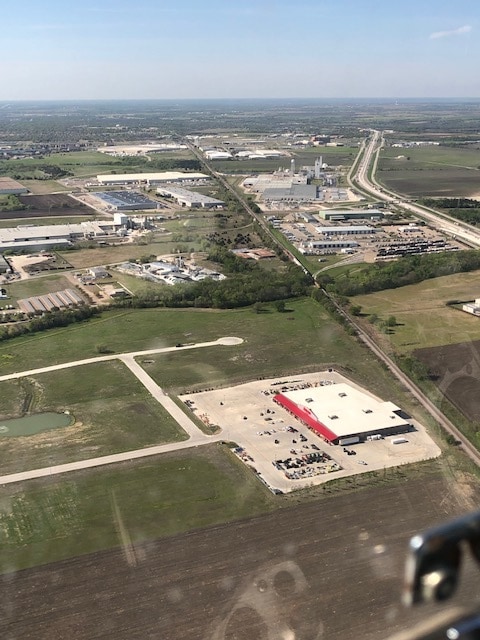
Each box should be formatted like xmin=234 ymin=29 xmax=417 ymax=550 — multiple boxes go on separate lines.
xmin=0 ymin=412 xmax=73 ymax=437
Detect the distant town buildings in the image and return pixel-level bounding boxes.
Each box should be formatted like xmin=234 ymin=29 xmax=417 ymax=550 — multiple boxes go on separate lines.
xmin=98 ymin=143 xmax=188 ymax=156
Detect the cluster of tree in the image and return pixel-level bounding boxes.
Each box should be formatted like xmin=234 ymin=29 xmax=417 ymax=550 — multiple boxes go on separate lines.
xmin=144 ymin=158 xmax=201 ymax=172
xmin=0 ymin=163 xmax=72 ymax=180
xmin=319 ymin=250 xmax=480 ymax=297
xmin=112 ymin=259 xmax=311 ymax=311
xmin=395 ymin=354 xmax=429 ymax=382
xmin=0 ymin=306 xmax=100 ymax=342
xmin=420 ymin=198 xmax=480 ymax=226
xmin=0 ymin=195 xmax=28 ymax=212
xmin=311 ymin=289 xmax=356 ymax=336
xmin=421 ymin=198 xmax=480 ymax=209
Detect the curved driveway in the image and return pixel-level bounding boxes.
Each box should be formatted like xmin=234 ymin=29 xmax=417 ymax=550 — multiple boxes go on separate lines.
xmin=0 ymin=337 xmax=243 ymax=485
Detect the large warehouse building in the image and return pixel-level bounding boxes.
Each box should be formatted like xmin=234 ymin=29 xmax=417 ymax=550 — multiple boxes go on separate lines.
xmin=156 ymin=186 xmax=225 ymax=208
xmin=0 ymin=177 xmax=28 ymax=195
xmin=273 ymin=382 xmax=411 ymax=444
xmin=91 ymin=190 xmax=160 ymax=210
xmin=96 ymin=172 xmax=209 ymax=186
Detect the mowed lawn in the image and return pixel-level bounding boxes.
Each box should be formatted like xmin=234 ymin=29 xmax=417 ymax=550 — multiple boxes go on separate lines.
xmin=353 ymin=269 xmax=480 ymax=352
xmin=0 ymin=361 xmax=187 ymax=474
xmin=0 ymin=444 xmax=276 ymax=572
xmin=3 ymin=274 xmax=75 ymax=305
xmin=1 ymin=298 xmax=402 ymax=399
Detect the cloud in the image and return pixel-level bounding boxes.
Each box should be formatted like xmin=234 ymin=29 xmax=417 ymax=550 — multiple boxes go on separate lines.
xmin=429 ymin=25 xmax=472 ymax=40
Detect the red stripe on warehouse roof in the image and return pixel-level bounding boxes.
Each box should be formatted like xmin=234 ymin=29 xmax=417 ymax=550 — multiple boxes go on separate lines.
xmin=273 ymin=394 xmax=338 ymax=442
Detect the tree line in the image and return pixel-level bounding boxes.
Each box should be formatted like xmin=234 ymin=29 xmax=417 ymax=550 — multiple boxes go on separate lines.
xmin=0 ymin=306 xmax=100 ymax=342
xmin=113 ymin=249 xmax=312 ymax=310
xmin=318 ymin=250 xmax=480 ymax=297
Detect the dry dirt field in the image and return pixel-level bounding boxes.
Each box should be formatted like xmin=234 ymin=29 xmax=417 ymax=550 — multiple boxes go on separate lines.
xmin=1 ymin=474 xmax=478 ymax=640
xmin=415 ymin=339 xmax=480 ymax=422
xmin=1 ymin=194 xmax=92 ymax=219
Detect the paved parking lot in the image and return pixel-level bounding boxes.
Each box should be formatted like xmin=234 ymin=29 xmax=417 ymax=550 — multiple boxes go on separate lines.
xmin=180 ymin=371 xmax=441 ymax=493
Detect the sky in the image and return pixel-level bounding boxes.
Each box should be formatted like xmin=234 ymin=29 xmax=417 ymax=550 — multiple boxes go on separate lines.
xmin=1 ymin=0 xmax=479 ymax=100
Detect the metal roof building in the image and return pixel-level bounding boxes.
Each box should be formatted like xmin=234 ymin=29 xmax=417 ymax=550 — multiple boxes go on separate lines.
xmin=0 ymin=177 xmax=28 ymax=195
xmin=156 ymin=186 xmax=225 ymax=208
xmin=0 ymin=222 xmax=109 ymax=252
xmin=317 ymin=209 xmax=384 ymax=221
xmin=92 ymin=190 xmax=159 ymax=210
xmin=263 ymin=184 xmax=319 ymax=202
xmin=315 ymin=225 xmax=376 ymax=235
xmin=273 ymin=383 xmax=411 ymax=444
xmin=97 ymin=172 xmax=209 ymax=186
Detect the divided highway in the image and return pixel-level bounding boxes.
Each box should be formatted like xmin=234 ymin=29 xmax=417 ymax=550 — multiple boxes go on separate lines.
xmin=353 ymin=129 xmax=480 ymax=248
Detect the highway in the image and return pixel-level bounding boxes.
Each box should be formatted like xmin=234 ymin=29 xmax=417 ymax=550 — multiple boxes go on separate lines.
xmin=353 ymin=129 xmax=480 ymax=248
xmin=343 ymin=144 xmax=480 ymax=466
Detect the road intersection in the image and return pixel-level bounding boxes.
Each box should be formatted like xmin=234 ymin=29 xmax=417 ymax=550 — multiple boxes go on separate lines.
xmin=0 ymin=337 xmax=242 ymax=485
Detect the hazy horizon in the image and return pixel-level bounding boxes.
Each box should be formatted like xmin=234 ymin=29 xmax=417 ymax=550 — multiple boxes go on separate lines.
xmin=2 ymin=0 xmax=479 ymax=101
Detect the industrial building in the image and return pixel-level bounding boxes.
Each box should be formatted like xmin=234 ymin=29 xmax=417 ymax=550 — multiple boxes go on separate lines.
xmin=273 ymin=383 xmax=411 ymax=444
xmin=315 ymin=225 xmax=376 ymax=236
xmin=204 ymin=150 xmax=232 ymax=160
xmin=0 ymin=254 xmax=11 ymax=274
xmin=91 ymin=190 xmax=160 ymax=210
xmin=463 ymin=300 xmax=480 ymax=317
xmin=98 ymin=143 xmax=187 ymax=156
xmin=18 ymin=288 xmax=84 ymax=314
xmin=96 ymin=172 xmax=209 ymax=186
xmin=156 ymin=186 xmax=225 ymax=208
xmin=0 ymin=222 xmax=112 ymax=252
xmin=299 ymin=240 xmax=359 ymax=252
xmin=0 ymin=177 xmax=28 ymax=195
xmin=264 ymin=184 xmax=319 ymax=203
xmin=317 ymin=209 xmax=384 ymax=221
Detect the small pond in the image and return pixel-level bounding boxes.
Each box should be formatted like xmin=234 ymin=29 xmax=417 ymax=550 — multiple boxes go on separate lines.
xmin=0 ymin=412 xmax=74 ymax=437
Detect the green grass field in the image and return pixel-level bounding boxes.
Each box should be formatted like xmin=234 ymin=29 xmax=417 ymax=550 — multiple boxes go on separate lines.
xmin=0 ymin=361 xmax=187 ymax=474
xmin=380 ymin=145 xmax=480 ymax=168
xmin=2 ymin=274 xmax=75 ymax=305
xmin=0 ymin=298 xmax=417 ymax=409
xmin=353 ymin=269 xmax=480 ymax=352
xmin=0 ymin=444 xmax=275 ymax=572
xmin=21 ymin=180 xmax=70 ymax=194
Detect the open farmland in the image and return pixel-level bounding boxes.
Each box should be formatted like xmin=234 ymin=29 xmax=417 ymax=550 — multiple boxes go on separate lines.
xmin=415 ymin=340 xmax=480 ymax=425
xmin=0 ymin=361 xmax=187 ymax=474
xmin=8 ymin=193 xmax=93 ymax=219
xmin=377 ymin=169 xmax=480 ymax=198
xmin=377 ymin=145 xmax=480 ymax=197
xmin=0 ymin=467 xmax=478 ymax=640
xmin=353 ymin=269 xmax=480 ymax=353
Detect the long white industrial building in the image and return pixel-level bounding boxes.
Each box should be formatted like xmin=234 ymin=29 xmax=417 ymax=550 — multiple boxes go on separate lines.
xmin=96 ymin=172 xmax=209 ymax=186
xmin=315 ymin=225 xmax=376 ymax=236
xmin=157 ymin=186 xmax=225 ymax=208
xmin=0 ymin=222 xmax=113 ymax=252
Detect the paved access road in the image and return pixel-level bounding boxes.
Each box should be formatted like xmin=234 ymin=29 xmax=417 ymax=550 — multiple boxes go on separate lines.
xmin=0 ymin=337 xmax=243 ymax=485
